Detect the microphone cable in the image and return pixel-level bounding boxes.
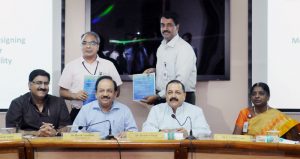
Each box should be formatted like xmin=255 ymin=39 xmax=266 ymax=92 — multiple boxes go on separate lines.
xmin=171 ymin=114 xmax=194 ymax=159
xmin=189 ymin=137 xmax=194 ymax=159
xmin=114 ymin=137 xmax=122 ymax=159
xmin=179 ymin=137 xmax=183 ymax=158
xmin=178 ymin=136 xmax=194 ymax=159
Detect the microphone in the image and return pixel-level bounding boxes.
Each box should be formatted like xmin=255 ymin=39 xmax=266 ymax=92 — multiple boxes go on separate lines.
xmin=78 ymin=120 xmax=115 ymax=140
xmin=171 ymin=114 xmax=196 ymax=140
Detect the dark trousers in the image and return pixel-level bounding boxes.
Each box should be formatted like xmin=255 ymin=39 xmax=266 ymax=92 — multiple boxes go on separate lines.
xmin=70 ymin=108 xmax=81 ymax=123
xmin=155 ymin=92 xmax=196 ymax=105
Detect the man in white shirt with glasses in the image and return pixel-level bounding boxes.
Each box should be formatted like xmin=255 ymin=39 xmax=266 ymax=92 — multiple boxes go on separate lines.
xmin=59 ymin=31 xmax=122 ymax=122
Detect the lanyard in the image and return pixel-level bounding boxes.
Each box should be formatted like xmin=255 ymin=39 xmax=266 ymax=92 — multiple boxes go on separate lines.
xmin=82 ymin=61 xmax=99 ymax=75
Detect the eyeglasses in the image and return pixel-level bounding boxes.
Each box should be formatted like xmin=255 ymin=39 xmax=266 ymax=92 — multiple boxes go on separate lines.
xmin=81 ymin=41 xmax=98 ymax=46
xmin=32 ymin=81 xmax=50 ymax=86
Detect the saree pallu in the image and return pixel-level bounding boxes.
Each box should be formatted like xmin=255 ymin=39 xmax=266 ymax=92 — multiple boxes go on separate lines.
xmin=248 ymin=109 xmax=299 ymax=137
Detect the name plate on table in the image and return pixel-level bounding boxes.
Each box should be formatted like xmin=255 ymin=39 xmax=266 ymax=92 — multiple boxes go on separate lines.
xmin=62 ymin=132 xmax=101 ymax=140
xmin=127 ymin=132 xmax=165 ymax=140
xmin=0 ymin=133 xmax=22 ymax=140
xmin=214 ymin=134 xmax=253 ymax=142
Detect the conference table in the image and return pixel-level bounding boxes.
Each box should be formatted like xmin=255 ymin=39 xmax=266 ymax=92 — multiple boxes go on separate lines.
xmin=0 ymin=140 xmax=25 ymax=159
xmin=2 ymin=137 xmax=300 ymax=159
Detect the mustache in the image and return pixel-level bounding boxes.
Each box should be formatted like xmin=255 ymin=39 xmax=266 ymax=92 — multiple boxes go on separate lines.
xmin=37 ymin=88 xmax=47 ymax=92
xmin=169 ymin=97 xmax=178 ymax=101
xmin=101 ymin=96 xmax=111 ymax=99
xmin=163 ymin=30 xmax=170 ymax=34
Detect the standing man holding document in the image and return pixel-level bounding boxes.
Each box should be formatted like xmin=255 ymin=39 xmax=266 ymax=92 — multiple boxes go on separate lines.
xmin=142 ymin=12 xmax=197 ymax=105
xmin=59 ymin=31 xmax=122 ymax=122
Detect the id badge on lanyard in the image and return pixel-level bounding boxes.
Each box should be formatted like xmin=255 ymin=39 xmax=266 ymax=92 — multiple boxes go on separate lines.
xmin=243 ymin=122 xmax=248 ymax=133
xmin=243 ymin=113 xmax=252 ymax=133
xmin=163 ymin=62 xmax=168 ymax=80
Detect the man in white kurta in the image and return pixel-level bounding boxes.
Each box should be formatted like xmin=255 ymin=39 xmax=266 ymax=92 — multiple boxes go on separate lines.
xmin=142 ymin=80 xmax=211 ymax=138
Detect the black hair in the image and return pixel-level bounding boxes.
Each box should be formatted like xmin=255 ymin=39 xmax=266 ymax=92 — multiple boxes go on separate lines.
xmin=95 ymin=76 xmax=117 ymax=91
xmin=81 ymin=31 xmax=101 ymax=44
xmin=29 ymin=69 xmax=50 ymax=82
xmin=250 ymin=82 xmax=270 ymax=97
xmin=166 ymin=80 xmax=186 ymax=93
xmin=161 ymin=11 xmax=179 ymax=25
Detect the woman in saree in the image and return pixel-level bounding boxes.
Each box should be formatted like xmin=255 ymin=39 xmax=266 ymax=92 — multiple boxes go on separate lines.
xmin=233 ymin=82 xmax=300 ymax=140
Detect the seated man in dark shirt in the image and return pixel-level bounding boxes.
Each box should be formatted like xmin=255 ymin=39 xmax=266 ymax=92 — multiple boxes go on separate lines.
xmin=6 ymin=69 xmax=71 ymax=137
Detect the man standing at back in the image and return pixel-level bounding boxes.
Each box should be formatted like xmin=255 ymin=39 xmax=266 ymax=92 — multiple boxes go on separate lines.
xmin=59 ymin=31 xmax=122 ymax=122
xmin=142 ymin=12 xmax=197 ymax=105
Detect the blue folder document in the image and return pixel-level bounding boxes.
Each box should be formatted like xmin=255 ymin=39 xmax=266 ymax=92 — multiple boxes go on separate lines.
xmin=133 ymin=73 xmax=155 ymax=101
xmin=83 ymin=75 xmax=100 ymax=105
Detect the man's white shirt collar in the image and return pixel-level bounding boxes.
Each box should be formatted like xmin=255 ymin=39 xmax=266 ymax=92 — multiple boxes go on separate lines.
xmin=80 ymin=55 xmax=101 ymax=63
xmin=162 ymin=34 xmax=180 ymax=48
